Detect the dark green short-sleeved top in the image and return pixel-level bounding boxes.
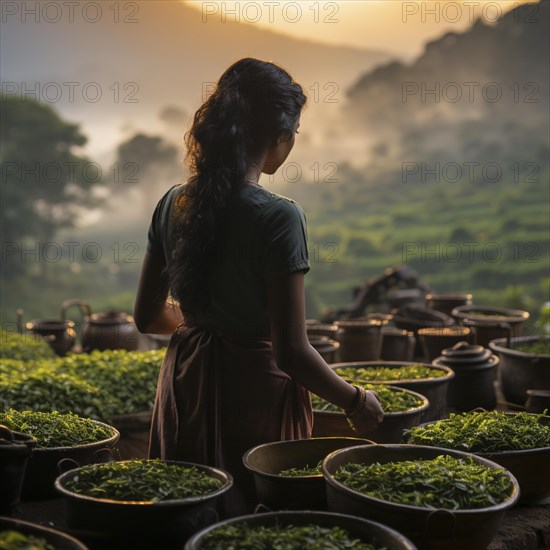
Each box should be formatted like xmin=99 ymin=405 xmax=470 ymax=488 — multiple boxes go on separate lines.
xmin=146 ymin=182 xmax=310 ymax=337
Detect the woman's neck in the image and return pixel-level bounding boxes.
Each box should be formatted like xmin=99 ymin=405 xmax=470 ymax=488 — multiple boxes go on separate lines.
xmin=245 ymin=155 xmax=267 ymax=186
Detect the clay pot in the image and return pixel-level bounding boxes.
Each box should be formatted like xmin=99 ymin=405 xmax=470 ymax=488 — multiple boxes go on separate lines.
xmin=452 ymin=305 xmax=529 ymax=348
xmin=335 ymin=318 xmax=387 ymax=362
xmin=418 ymin=326 xmax=472 ymax=362
xmin=380 ymin=327 xmax=416 ymax=362
xmin=433 ymin=342 xmax=498 ymax=411
xmin=25 ymin=319 xmax=76 ymax=356
xmin=82 ymin=311 xmax=139 ymax=352
xmin=306 ymin=320 xmax=338 ymax=340
xmin=425 ymin=293 xmax=473 ymax=317
xmin=392 ymin=304 xmax=455 ymax=358
xmin=488 ymin=336 xmax=550 ymax=405
xmin=0 ymin=426 xmax=36 ymax=511
xmin=62 ymin=299 xmax=139 ymax=352
xmin=525 ymin=389 xmax=550 ymax=414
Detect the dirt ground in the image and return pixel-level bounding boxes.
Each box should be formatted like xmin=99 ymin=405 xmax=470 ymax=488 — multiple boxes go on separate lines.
xmin=489 ymin=499 xmax=550 ymax=550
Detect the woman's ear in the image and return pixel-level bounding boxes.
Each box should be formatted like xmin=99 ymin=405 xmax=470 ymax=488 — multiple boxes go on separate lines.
xmin=277 ymin=131 xmax=293 ymax=144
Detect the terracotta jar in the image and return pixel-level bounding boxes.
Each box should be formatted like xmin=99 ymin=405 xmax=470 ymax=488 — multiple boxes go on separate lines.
xmin=433 ymin=341 xmax=498 ymax=411
xmin=305 ymin=320 xmax=338 ymax=341
xmin=451 ymin=305 xmax=529 ymax=348
xmin=24 ymin=319 xmax=76 ymax=357
xmin=418 ymin=326 xmax=472 ymax=361
xmin=489 ymin=336 xmax=550 ymax=406
xmin=392 ymin=304 xmax=455 ymax=358
xmin=0 ymin=426 xmax=35 ymax=512
xmin=380 ymin=327 xmax=416 ymax=362
xmin=61 ymin=299 xmax=139 ymax=352
xmin=525 ymin=389 xmax=550 ymax=415
xmin=425 ymin=293 xmax=473 ymax=317
xmin=335 ymin=318 xmax=387 ymax=362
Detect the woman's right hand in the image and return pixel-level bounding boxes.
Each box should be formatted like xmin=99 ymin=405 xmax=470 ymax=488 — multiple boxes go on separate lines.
xmin=346 ymin=389 xmax=385 ymax=435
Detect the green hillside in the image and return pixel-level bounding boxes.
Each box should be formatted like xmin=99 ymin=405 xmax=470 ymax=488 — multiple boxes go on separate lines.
xmin=288 ymin=162 xmax=549 ymax=319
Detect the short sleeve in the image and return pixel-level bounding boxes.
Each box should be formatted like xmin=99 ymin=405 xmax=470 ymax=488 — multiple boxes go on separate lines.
xmin=146 ymin=184 xmax=181 ymax=258
xmin=260 ymin=197 xmax=310 ymax=278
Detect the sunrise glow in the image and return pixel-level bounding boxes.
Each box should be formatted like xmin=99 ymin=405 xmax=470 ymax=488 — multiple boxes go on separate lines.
xmin=183 ymin=0 xmax=535 ymax=56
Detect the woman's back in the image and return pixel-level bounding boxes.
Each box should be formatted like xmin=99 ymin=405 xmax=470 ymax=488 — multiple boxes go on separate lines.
xmin=147 ymin=182 xmax=310 ymax=338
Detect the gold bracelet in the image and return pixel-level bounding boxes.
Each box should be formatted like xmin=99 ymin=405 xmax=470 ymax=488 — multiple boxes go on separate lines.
xmin=344 ymin=385 xmax=361 ymax=416
xmin=346 ymin=386 xmax=367 ymax=419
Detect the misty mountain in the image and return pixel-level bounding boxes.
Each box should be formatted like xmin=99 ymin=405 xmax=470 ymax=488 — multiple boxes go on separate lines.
xmin=1 ymin=0 xmax=393 ymax=161
xmin=345 ymin=1 xmax=549 ymax=165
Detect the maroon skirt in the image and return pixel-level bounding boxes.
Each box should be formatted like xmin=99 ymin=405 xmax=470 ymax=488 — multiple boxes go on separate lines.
xmin=148 ymin=323 xmax=313 ymax=517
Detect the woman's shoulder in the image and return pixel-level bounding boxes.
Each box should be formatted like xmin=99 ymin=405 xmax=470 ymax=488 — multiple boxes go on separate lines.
xmin=153 ymin=182 xmax=185 ymax=211
xmin=240 ymin=184 xmax=303 ymax=212
xmin=250 ymin=188 xmax=307 ymax=236
xmin=264 ymin=189 xmax=306 ymax=219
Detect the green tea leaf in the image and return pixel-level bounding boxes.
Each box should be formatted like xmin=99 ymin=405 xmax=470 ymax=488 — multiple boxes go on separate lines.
xmin=202 ymin=522 xmax=385 ymax=549
xmin=334 ymin=364 xmax=445 ymax=382
xmin=406 ymin=410 xmax=550 ymax=452
xmin=63 ymin=459 xmax=223 ymax=502
xmin=0 ymin=409 xmax=114 ymax=448
xmin=312 ymin=383 xmax=423 ymax=413
xmin=334 ymin=455 xmax=512 ymax=510
xmin=0 ymin=530 xmax=54 ymax=550
xmin=279 ymin=460 xmax=323 ymax=477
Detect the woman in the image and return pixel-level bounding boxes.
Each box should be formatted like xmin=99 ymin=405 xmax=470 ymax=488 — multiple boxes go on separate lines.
xmin=134 ymin=58 xmax=384 ymax=517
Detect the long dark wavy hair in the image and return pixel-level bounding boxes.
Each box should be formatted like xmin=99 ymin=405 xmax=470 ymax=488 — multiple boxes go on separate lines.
xmin=168 ymin=58 xmax=307 ymax=315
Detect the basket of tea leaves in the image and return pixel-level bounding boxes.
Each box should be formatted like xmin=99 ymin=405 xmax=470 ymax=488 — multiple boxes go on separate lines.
xmin=330 ymin=361 xmax=453 ymax=422
xmin=0 ymin=517 xmax=88 ymax=550
xmin=185 ymin=510 xmax=417 ymax=549
xmin=243 ymin=437 xmax=372 ymax=510
xmin=55 ymin=459 xmax=232 ymax=543
xmin=322 ymin=444 xmax=519 ymax=550
xmin=311 ymin=384 xmax=429 ymax=443
xmin=405 ymin=410 xmax=550 ymax=502
xmin=0 ymin=409 xmax=119 ymax=500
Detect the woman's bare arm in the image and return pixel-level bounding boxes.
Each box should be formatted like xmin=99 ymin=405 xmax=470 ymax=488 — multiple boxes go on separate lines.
xmin=134 ymin=251 xmax=183 ymax=334
xmin=266 ymin=271 xmax=383 ymax=432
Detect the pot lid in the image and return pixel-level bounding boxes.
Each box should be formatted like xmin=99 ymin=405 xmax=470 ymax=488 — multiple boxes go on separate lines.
xmin=382 ymin=326 xmax=414 ymax=337
xmin=89 ymin=311 xmax=134 ymax=325
xmin=452 ymin=305 xmax=529 ymax=322
xmin=393 ymin=304 xmax=454 ymax=325
xmin=335 ymin=319 xmax=385 ymax=333
xmin=425 ymin=293 xmax=473 ymax=301
xmin=438 ymin=341 xmax=495 ymax=366
xmin=26 ymin=319 xmax=75 ymax=330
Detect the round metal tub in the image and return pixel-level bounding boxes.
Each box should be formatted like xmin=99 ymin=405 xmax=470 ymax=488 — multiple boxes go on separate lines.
xmin=323 ymin=444 xmax=519 ymax=550
xmin=55 ymin=460 xmax=232 ymax=544
xmin=23 ymin=420 xmax=119 ymax=500
xmin=242 ymin=437 xmax=372 ymax=510
xmin=404 ymin=413 xmax=550 ymax=502
xmin=312 ymin=386 xmax=429 ymax=443
xmin=185 ymin=510 xmax=417 ymax=549
xmin=330 ymin=361 xmax=454 ymax=422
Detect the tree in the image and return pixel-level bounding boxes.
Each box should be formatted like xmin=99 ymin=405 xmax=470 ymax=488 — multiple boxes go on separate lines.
xmin=347 ymin=237 xmax=378 ymax=258
xmin=1 ymin=95 xmax=100 ymax=276
xmin=115 ymin=133 xmax=182 ymax=210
